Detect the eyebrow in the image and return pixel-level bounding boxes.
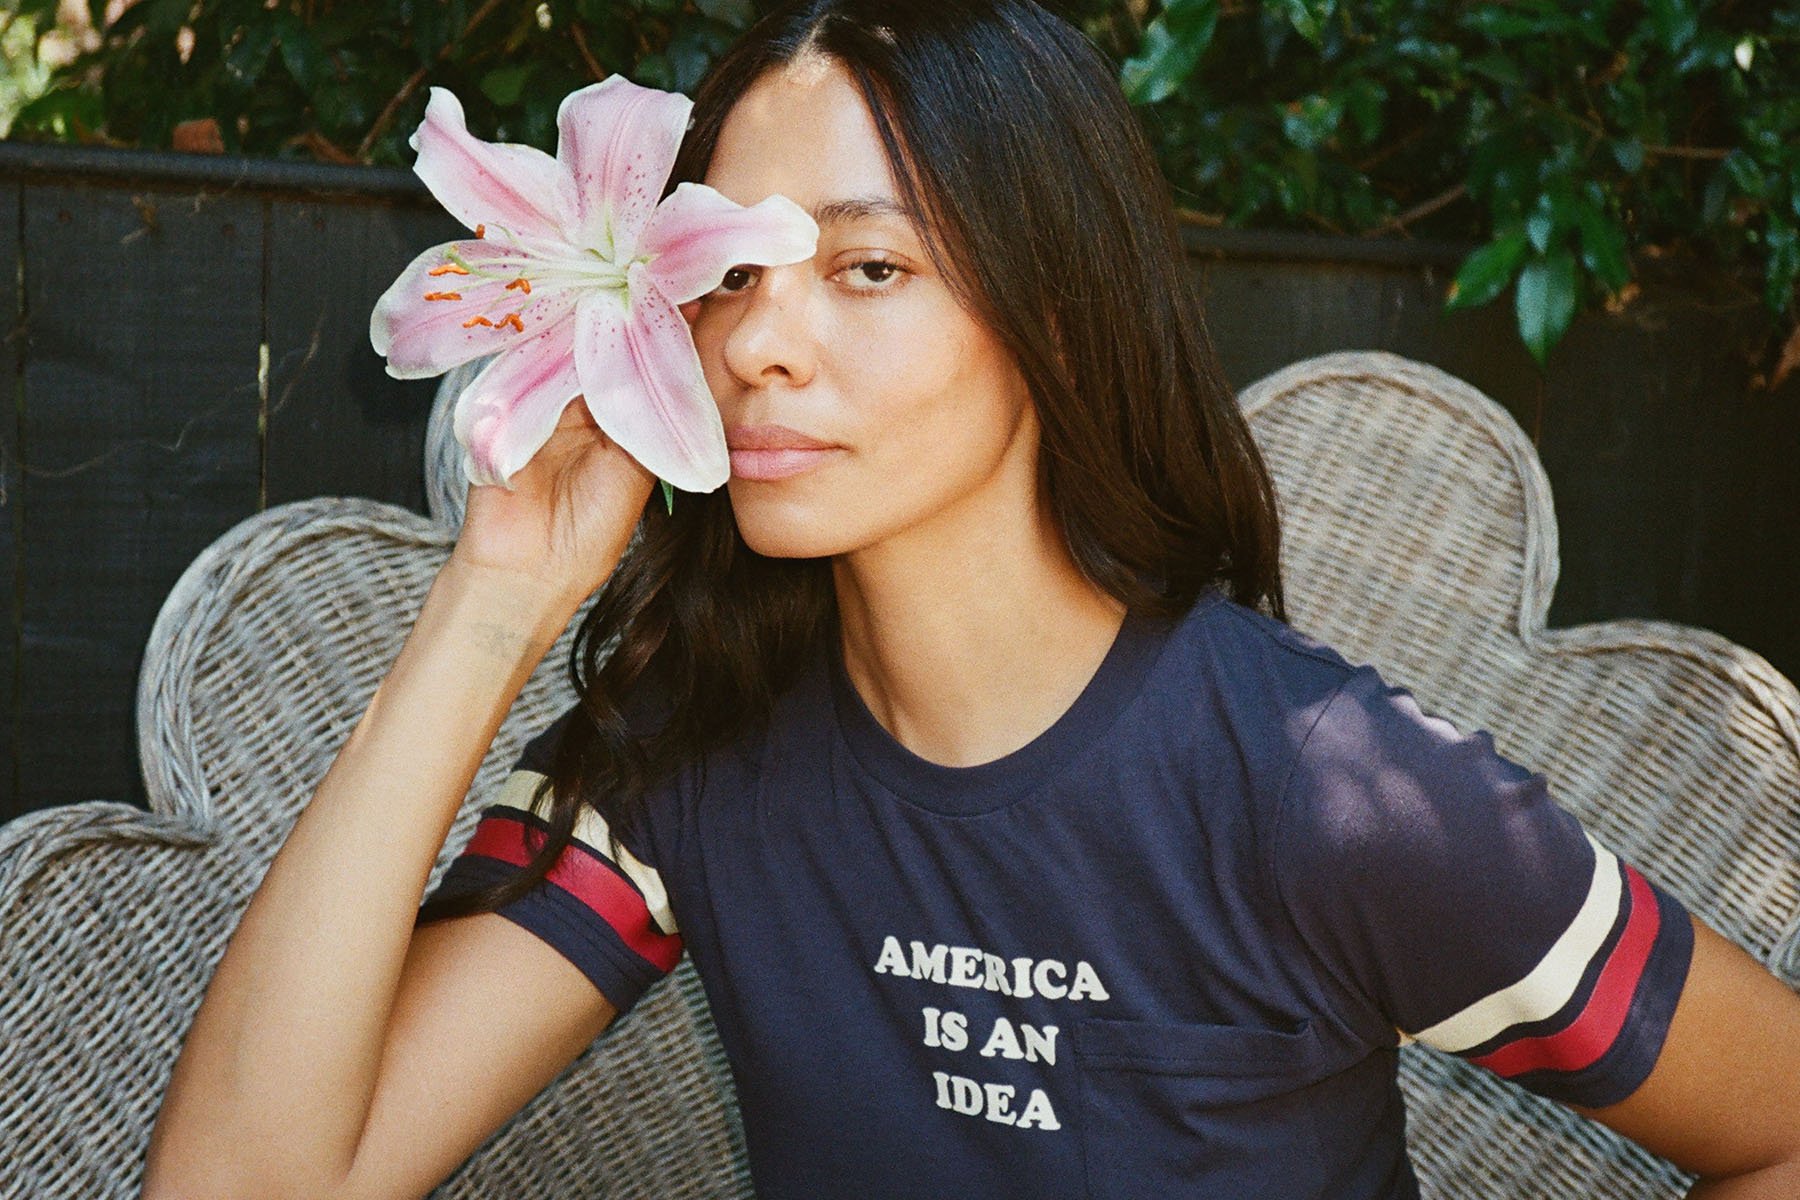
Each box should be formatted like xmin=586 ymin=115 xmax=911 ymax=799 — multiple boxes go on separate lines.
xmin=810 ymin=195 xmax=913 ymax=227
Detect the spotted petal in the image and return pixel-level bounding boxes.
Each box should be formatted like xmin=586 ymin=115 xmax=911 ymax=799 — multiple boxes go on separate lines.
xmin=371 ymin=239 xmax=579 ymax=379
xmin=411 ymin=86 xmax=580 ymax=243
xmin=556 ymin=75 xmax=693 ymax=257
xmin=574 ymin=263 xmax=727 ymax=492
xmin=639 ymin=182 xmax=821 ymax=305
xmin=452 ymin=319 xmax=584 ymax=489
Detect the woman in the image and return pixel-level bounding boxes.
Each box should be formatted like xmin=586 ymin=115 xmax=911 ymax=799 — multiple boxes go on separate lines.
xmin=145 ymin=2 xmax=1800 ymax=1197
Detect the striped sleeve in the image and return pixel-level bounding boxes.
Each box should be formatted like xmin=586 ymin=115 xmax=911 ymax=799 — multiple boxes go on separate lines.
xmin=423 ymin=703 xmax=684 ymax=1016
xmin=1272 ymin=664 xmax=1695 ymax=1110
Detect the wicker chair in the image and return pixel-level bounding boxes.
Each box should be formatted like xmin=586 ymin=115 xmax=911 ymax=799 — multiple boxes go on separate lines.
xmin=1 ymin=349 xmax=1795 ymax=1198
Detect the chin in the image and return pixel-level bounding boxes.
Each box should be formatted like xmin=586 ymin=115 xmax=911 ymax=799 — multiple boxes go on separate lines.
xmin=727 ymin=488 xmax=859 ymax=560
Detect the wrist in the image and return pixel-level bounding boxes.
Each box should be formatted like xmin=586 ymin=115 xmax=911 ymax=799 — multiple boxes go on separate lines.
xmin=430 ymin=554 xmax=587 ymax=657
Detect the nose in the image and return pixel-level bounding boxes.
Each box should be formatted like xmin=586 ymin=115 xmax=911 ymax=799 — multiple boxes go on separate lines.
xmin=719 ymin=262 xmax=817 ymax=390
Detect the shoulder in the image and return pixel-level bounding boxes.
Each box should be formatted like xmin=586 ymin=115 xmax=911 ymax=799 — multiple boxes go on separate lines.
xmin=1144 ymin=590 xmax=1539 ymax=843
xmin=1145 ymin=587 xmax=1365 ymax=753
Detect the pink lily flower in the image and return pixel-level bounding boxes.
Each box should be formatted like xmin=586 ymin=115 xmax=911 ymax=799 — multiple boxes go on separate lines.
xmin=368 ymin=75 xmax=819 ymax=494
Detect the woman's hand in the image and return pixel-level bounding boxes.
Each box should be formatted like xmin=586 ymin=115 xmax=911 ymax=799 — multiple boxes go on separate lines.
xmin=449 ymin=394 xmax=658 ymax=614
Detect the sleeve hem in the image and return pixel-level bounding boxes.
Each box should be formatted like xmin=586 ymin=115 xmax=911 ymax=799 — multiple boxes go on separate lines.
xmin=428 ymin=854 xmax=682 ymax=1018
xmin=1512 ymin=889 xmax=1697 ymax=1111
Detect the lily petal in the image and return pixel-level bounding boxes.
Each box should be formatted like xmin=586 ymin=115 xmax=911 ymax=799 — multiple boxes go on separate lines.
xmin=371 ymin=238 xmax=579 ymax=379
xmin=452 ymin=320 xmax=584 ymax=489
xmin=639 ymin=183 xmax=821 ymax=305
xmin=555 ymin=74 xmax=693 ymax=257
xmin=411 ymin=86 xmax=580 ymax=243
xmin=574 ymin=264 xmax=728 ymax=492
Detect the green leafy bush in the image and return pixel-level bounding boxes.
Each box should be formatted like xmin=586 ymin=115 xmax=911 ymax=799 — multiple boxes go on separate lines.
xmin=8 ymin=0 xmax=1797 ymax=371
xmin=1122 ymin=0 xmax=1799 ymax=369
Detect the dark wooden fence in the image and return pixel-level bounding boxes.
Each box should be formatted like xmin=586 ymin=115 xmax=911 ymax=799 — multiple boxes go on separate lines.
xmin=1 ymin=140 xmax=1795 ymax=825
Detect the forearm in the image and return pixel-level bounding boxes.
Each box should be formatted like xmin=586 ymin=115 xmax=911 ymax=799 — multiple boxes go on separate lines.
xmin=1687 ymin=1158 xmax=1800 ymax=1199
xmin=145 ymin=554 xmax=583 ymax=1196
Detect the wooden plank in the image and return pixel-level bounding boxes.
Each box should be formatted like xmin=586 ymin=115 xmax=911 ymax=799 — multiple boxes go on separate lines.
xmin=265 ymin=198 xmax=464 ymax=511
xmin=1193 ymin=255 xmax=1539 ymax=436
xmin=17 ymin=183 xmax=263 ymax=815
xmin=0 ymin=183 xmax=18 ymax=823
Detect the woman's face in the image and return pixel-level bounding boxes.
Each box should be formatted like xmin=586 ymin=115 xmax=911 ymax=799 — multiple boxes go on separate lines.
xmin=680 ymin=54 xmax=1040 ymax=561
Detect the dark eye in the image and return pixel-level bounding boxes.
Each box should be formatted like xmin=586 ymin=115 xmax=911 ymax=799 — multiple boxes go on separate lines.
xmin=712 ymin=266 xmax=756 ymax=295
xmin=841 ymin=258 xmax=907 ymax=292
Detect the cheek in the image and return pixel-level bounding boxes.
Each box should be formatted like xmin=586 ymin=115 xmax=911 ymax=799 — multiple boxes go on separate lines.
xmin=863 ymin=334 xmax=1026 ymax=486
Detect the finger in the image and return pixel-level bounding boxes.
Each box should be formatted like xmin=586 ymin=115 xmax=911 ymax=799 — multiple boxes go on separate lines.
xmin=556 ymin=394 xmax=600 ymax=431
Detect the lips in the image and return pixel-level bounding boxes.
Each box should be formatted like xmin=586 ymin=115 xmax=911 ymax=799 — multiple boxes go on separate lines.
xmin=725 ymin=423 xmax=835 ymax=451
xmin=729 ymin=448 xmax=834 ymax=480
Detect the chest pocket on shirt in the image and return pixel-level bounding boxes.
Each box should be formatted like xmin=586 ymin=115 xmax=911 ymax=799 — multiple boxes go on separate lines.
xmin=1073 ymin=1015 xmax=1336 ymax=1199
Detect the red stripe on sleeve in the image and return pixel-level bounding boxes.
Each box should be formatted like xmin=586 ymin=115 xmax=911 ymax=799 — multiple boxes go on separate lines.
xmin=466 ymin=812 xmax=684 ymax=972
xmin=1469 ymin=863 xmax=1661 ymax=1079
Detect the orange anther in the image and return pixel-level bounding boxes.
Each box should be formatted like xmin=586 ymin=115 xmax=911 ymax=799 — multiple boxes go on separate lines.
xmin=501 ymin=312 xmax=525 ymax=332
xmin=505 ymin=277 xmax=532 ymax=294
xmin=474 ymin=224 xmax=486 ymax=238
xmin=462 ymin=315 xmax=496 ymax=328
xmin=423 ymin=291 xmax=463 ymax=301
xmin=428 ymin=263 xmax=470 ymax=276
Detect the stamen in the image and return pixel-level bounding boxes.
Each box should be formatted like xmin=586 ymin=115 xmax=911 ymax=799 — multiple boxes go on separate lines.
xmin=501 ymin=312 xmax=525 ymax=332
xmin=474 ymin=224 xmax=486 ymax=238
xmin=505 ymin=277 xmax=532 ymax=294
xmin=423 ymin=291 xmax=463 ymax=301
xmin=428 ymin=263 xmax=470 ymax=276
xmin=462 ymin=315 xmax=496 ymax=328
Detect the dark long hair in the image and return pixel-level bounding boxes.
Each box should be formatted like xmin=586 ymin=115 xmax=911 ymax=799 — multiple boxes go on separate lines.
xmin=417 ymin=0 xmax=1285 ymax=929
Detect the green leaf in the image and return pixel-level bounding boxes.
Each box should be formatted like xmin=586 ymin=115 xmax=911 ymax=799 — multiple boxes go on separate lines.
xmin=1446 ymin=227 xmax=1528 ymax=310
xmin=273 ymin=13 xmax=330 ymax=92
xmin=1764 ymin=220 xmax=1799 ymax=315
xmin=636 ymin=52 xmax=675 ymax=92
xmin=1273 ymin=0 xmax=1335 ymax=47
xmin=11 ymin=83 xmax=104 ymax=141
xmin=1724 ymin=149 xmax=1767 ymax=199
xmin=1120 ymin=0 xmax=1219 ymax=106
xmin=139 ymin=0 xmax=190 ymax=39
xmin=480 ymin=62 xmax=535 ymax=107
xmin=1342 ymin=77 xmax=1386 ymax=143
xmin=1526 ymin=206 xmax=1555 ymax=253
xmin=1467 ymin=51 xmax=1525 ymax=88
xmin=1280 ymin=93 xmax=1342 ymax=150
xmin=668 ymin=25 xmax=713 ymax=94
xmin=1574 ymin=202 xmax=1632 ymax=291
xmin=695 ymin=0 xmax=755 ymax=28
xmin=222 ymin=23 xmax=279 ymax=90
xmin=1526 ymin=185 xmax=1582 ymax=254
xmin=661 ymin=479 xmax=676 ymax=515
xmin=516 ymin=88 xmax=560 ymax=150
xmin=1648 ymin=0 xmax=1699 ymax=57
xmin=1515 ymin=247 xmax=1577 ymax=367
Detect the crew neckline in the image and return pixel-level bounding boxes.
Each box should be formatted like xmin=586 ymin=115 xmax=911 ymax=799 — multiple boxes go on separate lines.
xmin=827 ymin=589 xmax=1222 ymax=816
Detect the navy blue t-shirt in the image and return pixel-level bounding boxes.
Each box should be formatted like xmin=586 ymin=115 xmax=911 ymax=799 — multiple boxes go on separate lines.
xmin=425 ymin=586 xmax=1694 ymax=1199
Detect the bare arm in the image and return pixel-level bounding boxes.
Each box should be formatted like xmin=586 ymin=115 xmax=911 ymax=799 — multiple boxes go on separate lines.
xmin=142 ymin=556 xmax=587 ymax=1197
xmin=142 ymin=395 xmax=656 ymax=1199
xmin=1568 ymin=913 xmax=1800 ymax=1197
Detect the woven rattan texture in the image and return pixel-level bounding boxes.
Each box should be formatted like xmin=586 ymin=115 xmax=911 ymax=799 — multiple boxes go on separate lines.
xmin=1 ymin=349 xmax=1794 ymax=1197
xmin=1240 ymin=350 xmax=1800 ymax=1198
xmin=0 ymin=358 xmax=754 ymax=1198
